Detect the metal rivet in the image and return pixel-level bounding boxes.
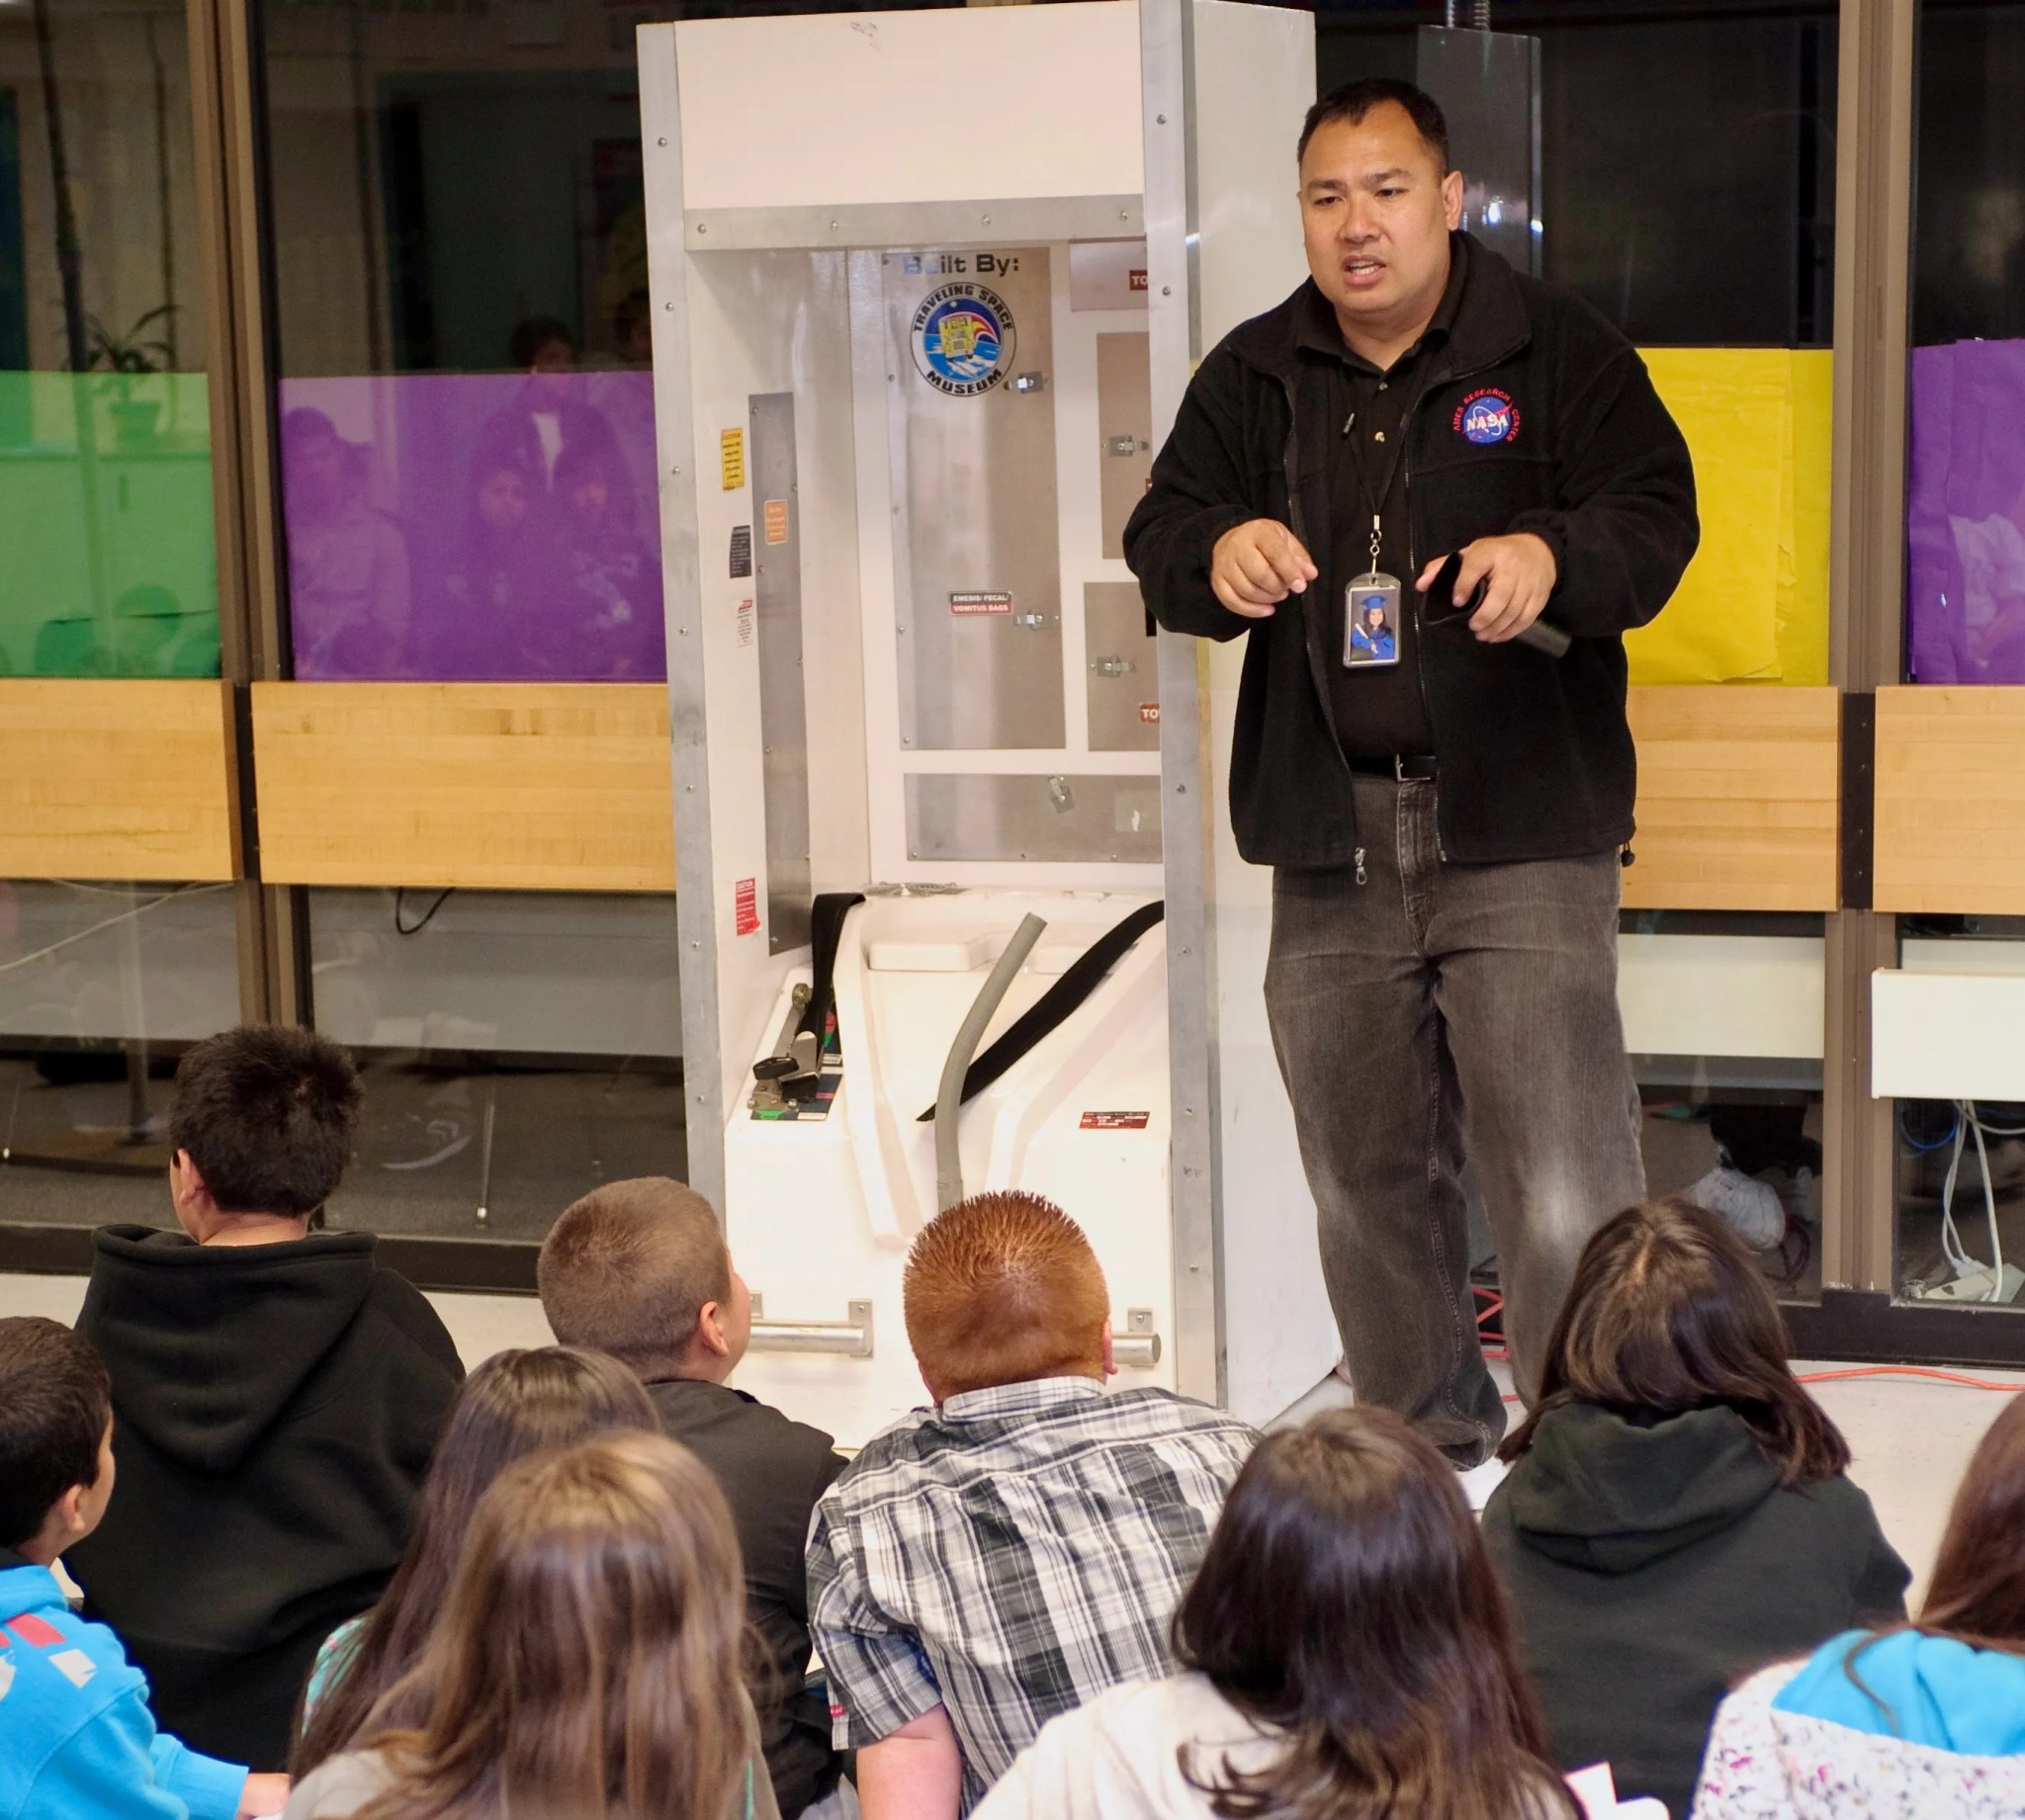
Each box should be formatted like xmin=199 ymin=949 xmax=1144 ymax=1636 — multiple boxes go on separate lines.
xmin=695 ymin=222 xmax=706 ymax=235
xmin=1156 ymin=113 xmax=1167 ymax=125
xmin=657 ymin=135 xmax=667 ymax=146
xmin=829 ymin=218 xmax=839 ymax=230
xmin=1119 ymin=208 xmax=1130 ymax=219
xmin=982 ymin=213 xmax=992 ymax=224
xmin=677 ymin=626 xmax=689 ymax=636
xmin=1162 ymin=285 xmax=1173 ymax=297
xmin=670 ymin=465 xmax=681 ymax=475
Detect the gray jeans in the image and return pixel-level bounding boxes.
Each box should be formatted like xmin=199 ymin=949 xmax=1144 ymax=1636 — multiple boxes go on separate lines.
xmin=1264 ymin=773 xmax=1644 ymax=1466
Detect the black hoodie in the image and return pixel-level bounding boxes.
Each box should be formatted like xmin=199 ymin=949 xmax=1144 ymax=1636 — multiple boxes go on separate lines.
xmin=66 ymin=1225 xmax=463 ymax=1771
xmin=1481 ymin=1402 xmax=1909 ymax=1818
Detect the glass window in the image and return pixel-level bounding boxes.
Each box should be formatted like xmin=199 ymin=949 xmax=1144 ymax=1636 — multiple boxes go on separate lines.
xmin=1904 ymin=1 xmax=2025 ymax=683
xmin=1315 ymin=0 xmax=1836 ymax=348
xmin=1317 ymin=2 xmax=1836 ymax=689
xmin=0 ymin=0 xmax=220 ymax=678
xmin=1890 ymin=919 xmax=2025 ymax=1313
xmin=0 ymin=880 xmax=239 ymax=1228
xmin=258 ymin=0 xmax=668 ymax=679
xmin=1623 ymin=912 xmax=1826 ymax=1304
xmin=308 ymin=889 xmax=686 ymax=1241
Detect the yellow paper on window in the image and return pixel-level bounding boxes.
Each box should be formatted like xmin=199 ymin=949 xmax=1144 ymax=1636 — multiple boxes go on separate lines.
xmin=1626 ymin=349 xmax=1790 ymax=684
xmin=1777 ymin=349 xmax=1833 ymax=686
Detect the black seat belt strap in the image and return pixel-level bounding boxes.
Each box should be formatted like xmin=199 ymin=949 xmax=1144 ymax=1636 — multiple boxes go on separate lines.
xmin=915 ymin=900 xmax=1165 ymax=1121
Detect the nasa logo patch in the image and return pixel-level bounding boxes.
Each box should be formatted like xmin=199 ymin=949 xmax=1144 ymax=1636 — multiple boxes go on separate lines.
xmin=911 ymin=283 xmax=1017 ymax=398
xmin=1454 ymin=388 xmax=1520 ymax=445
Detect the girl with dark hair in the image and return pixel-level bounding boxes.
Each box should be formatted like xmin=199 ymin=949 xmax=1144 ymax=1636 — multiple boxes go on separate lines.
xmin=292 ymin=1346 xmax=659 ymax=1777
xmin=974 ymin=1406 xmax=1576 ymax=1820
xmin=1695 ymin=1388 xmax=2025 ymax=1818
xmin=1482 ymin=1199 xmax=1908 ymax=1818
xmin=282 ymin=1430 xmax=776 ymax=1820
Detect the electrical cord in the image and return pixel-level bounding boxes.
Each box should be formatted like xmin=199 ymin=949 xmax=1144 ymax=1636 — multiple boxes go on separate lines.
xmin=1930 ymin=1099 xmax=2014 ymax=1302
xmin=0 ymin=884 xmax=231 ymax=977
xmin=395 ymin=888 xmax=455 ymax=936
xmin=1496 ymin=1363 xmax=2025 ymax=1407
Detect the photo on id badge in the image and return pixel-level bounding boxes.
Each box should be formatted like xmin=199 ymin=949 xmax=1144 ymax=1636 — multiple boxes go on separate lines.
xmin=1346 ymin=578 xmax=1400 ymax=668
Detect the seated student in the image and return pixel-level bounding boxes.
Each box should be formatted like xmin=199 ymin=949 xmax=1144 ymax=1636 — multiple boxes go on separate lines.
xmin=291 ymin=1345 xmax=659 ymax=1768
xmin=0 ymin=1316 xmax=289 ymax=1820
xmin=283 ymin=1430 xmax=779 ymax=1820
xmin=976 ymin=1405 xmax=1578 ymax=1820
xmin=1694 ymin=1387 xmax=2025 ymax=1819
xmin=66 ymin=1025 xmax=465 ymax=1772
xmin=808 ymin=1189 xmax=1257 ymax=1818
xmin=537 ymin=1177 xmax=849 ymax=1819
xmin=1481 ymin=1198 xmax=1908 ymax=1819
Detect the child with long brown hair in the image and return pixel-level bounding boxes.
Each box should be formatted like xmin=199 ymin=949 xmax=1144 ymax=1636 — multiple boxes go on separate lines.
xmin=1482 ymin=1199 xmax=1907 ymax=1818
xmin=292 ymin=1346 xmax=660 ymax=1777
xmin=1694 ymin=1390 xmax=2025 ymax=1819
xmin=974 ymin=1406 xmax=1575 ymax=1820
xmin=282 ymin=1430 xmax=776 ymax=1820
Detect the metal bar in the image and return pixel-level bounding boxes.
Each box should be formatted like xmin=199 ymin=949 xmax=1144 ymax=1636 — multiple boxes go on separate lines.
xmin=748 ymin=1296 xmax=875 ymax=1359
xmin=689 ymin=197 xmax=1143 ymax=254
xmin=640 ymin=27 xmax=725 ymax=1215
xmin=1143 ymin=0 xmax=1225 ymax=1410
xmin=1114 ymin=1307 xmax=1164 ymax=1369
xmin=1817 ymin=0 xmax=1915 ymax=1301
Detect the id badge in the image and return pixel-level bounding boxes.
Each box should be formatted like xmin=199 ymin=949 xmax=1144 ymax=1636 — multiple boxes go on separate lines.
xmin=1344 ymin=572 xmax=1402 ymax=669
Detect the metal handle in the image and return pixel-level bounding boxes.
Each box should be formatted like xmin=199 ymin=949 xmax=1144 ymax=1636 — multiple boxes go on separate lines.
xmin=747 ymin=1295 xmax=875 ymax=1359
xmin=1090 ymin=654 xmax=1133 ymax=679
xmin=1113 ymin=1307 xmax=1163 ymax=1369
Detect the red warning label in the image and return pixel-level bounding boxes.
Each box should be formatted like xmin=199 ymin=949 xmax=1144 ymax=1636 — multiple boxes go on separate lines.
xmin=1138 ymin=703 xmax=1161 ymax=725
xmin=949 ymin=591 xmax=1013 ymax=616
xmin=734 ymin=878 xmax=759 ymax=936
xmin=1080 ymin=1110 xmax=1150 ymax=1130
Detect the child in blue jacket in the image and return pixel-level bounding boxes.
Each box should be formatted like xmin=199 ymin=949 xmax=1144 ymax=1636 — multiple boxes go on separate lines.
xmin=0 ymin=1316 xmax=286 ymax=1820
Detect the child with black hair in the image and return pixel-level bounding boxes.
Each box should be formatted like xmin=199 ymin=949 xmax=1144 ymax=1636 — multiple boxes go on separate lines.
xmin=0 ymin=1316 xmax=288 ymax=1818
xmin=66 ymin=1025 xmax=464 ymax=1775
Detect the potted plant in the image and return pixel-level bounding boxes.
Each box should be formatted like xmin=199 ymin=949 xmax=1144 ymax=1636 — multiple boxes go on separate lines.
xmin=86 ymin=305 xmax=177 ymax=445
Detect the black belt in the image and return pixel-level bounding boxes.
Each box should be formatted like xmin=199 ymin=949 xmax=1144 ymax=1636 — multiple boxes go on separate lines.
xmin=1345 ymin=753 xmax=1438 ymax=781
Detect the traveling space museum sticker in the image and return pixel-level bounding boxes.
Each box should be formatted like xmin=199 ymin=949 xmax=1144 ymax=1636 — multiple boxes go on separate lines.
xmin=912 ymin=282 xmax=1017 ymax=397
xmin=1454 ymin=388 xmax=1520 ymax=445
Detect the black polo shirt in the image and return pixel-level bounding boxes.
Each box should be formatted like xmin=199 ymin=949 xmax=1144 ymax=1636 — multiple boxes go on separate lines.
xmin=1297 ymin=236 xmax=1469 ymax=760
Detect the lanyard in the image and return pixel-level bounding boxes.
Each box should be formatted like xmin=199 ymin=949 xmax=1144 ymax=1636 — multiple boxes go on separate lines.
xmin=1341 ymin=369 xmax=1433 ymax=572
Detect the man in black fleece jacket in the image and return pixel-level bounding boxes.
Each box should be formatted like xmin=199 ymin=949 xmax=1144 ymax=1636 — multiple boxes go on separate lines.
xmin=1125 ymin=80 xmax=1698 ymax=1473
xmin=67 ymin=1026 xmax=463 ymax=1771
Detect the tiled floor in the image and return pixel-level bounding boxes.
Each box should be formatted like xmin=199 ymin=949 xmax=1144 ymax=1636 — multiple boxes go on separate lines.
xmin=1272 ymin=1355 xmax=2025 ymax=1601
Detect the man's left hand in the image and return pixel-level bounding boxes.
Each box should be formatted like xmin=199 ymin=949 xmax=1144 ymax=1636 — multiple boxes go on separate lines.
xmin=1416 ymin=533 xmax=1557 ymax=644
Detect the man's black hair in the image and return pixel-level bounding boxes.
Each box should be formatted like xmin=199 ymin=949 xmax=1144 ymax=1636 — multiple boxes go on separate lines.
xmin=1298 ymin=78 xmax=1452 ymax=174
xmin=508 ymin=313 xmax=576 ymax=370
xmin=0 ymin=1318 xmax=111 ymax=1550
xmin=169 ymin=1024 xmax=363 ymax=1220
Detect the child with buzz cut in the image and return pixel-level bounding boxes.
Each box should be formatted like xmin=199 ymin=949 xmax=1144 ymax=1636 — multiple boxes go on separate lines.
xmin=0 ymin=1317 xmax=288 ymax=1819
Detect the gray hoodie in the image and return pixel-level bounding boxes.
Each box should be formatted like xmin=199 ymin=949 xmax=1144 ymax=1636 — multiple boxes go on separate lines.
xmin=972 ymin=1674 xmax=1280 ymax=1820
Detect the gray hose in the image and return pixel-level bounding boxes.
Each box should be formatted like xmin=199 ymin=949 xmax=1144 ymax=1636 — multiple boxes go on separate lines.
xmin=934 ymin=912 xmax=1047 ymax=1211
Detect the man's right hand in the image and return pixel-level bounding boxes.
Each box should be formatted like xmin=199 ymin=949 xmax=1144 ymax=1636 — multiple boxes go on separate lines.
xmin=1210 ymin=519 xmax=1318 ymax=619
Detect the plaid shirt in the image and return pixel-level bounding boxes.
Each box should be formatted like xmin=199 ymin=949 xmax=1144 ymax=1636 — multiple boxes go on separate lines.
xmin=806 ymin=1377 xmax=1256 ymax=1812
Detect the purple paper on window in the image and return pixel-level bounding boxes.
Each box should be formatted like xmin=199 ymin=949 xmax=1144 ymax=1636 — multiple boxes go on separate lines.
xmin=1905 ymin=339 xmax=2025 ymax=684
xmin=277 ymin=372 xmax=665 ymax=681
